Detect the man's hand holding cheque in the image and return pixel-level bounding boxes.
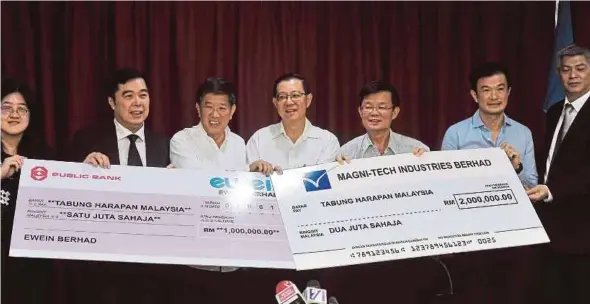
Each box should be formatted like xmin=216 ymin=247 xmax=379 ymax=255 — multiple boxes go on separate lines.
xmin=526 ymin=185 xmax=551 ymax=203
xmin=500 ymin=142 xmax=522 ymax=171
xmin=83 ymin=152 xmax=111 ymax=169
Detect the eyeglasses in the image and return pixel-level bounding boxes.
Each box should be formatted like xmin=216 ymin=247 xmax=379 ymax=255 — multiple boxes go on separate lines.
xmin=203 ymin=105 xmax=230 ymax=114
xmin=276 ymin=92 xmax=306 ymax=103
xmin=360 ymin=105 xmax=394 ymax=114
xmin=1 ymin=106 xmax=29 ymax=116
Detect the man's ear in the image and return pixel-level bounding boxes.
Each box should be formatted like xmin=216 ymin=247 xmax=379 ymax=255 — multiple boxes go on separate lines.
xmin=391 ymin=106 xmax=401 ymax=121
xmin=108 ymin=97 xmax=115 ymax=110
xmin=196 ymin=103 xmax=201 ymax=119
xmin=230 ymin=104 xmax=236 ymax=120
xmin=470 ymin=90 xmax=478 ymax=103
xmin=305 ymin=93 xmax=313 ymax=108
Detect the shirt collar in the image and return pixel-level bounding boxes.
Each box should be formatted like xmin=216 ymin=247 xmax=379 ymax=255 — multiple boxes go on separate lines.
xmin=564 ymin=89 xmax=590 ymax=112
xmin=471 ymin=110 xmax=513 ymax=129
xmin=363 ymin=130 xmax=398 ymax=154
xmin=114 ymin=118 xmax=145 ymax=142
xmin=271 ymin=118 xmax=320 ymax=140
xmin=194 ymin=122 xmax=231 ymax=147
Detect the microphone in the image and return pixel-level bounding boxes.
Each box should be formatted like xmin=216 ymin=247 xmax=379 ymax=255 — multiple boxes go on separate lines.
xmin=303 ymin=280 xmax=327 ymax=304
xmin=328 ymin=296 xmax=340 ymax=304
xmin=275 ymin=280 xmax=308 ymax=304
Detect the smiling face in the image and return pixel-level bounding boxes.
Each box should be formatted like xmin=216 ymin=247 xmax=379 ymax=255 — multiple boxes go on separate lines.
xmin=358 ymin=91 xmax=400 ymax=132
xmin=108 ymin=78 xmax=150 ymax=131
xmin=471 ymin=73 xmax=511 ymax=115
xmin=1 ymin=92 xmax=30 ymax=136
xmin=273 ymin=79 xmax=312 ymax=123
xmin=196 ymin=93 xmax=236 ymax=138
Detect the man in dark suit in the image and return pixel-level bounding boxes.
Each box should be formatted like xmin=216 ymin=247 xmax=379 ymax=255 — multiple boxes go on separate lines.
xmin=65 ymin=68 xmax=175 ymax=303
xmin=70 ymin=68 xmax=170 ymax=168
xmin=527 ymin=44 xmax=590 ymax=304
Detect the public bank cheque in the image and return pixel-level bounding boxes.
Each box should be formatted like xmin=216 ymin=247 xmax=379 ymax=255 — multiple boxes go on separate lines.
xmin=271 ymin=148 xmax=550 ymax=270
xmin=10 ymin=160 xmax=295 ymax=269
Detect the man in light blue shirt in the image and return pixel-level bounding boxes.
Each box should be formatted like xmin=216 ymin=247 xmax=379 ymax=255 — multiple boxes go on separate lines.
xmin=340 ymin=81 xmax=428 ymax=160
xmin=442 ymin=62 xmax=538 ymax=187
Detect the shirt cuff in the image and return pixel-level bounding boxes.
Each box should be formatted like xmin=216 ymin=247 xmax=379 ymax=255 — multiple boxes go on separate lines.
xmin=543 ymin=186 xmax=553 ymax=203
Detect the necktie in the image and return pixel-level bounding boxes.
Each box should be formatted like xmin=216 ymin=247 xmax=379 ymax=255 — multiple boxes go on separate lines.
xmin=127 ymin=134 xmax=143 ymax=166
xmin=553 ymin=103 xmax=576 ymax=155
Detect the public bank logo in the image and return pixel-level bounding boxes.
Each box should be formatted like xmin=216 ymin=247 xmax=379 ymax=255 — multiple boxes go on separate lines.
xmin=302 ymin=170 xmax=331 ymax=192
xmin=30 ymin=166 xmax=48 ymax=181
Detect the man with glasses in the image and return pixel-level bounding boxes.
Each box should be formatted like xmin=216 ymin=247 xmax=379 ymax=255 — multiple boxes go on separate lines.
xmin=246 ymin=73 xmax=340 ymax=172
xmin=339 ymin=81 xmax=428 ymax=160
xmin=337 ymin=81 xmax=455 ymax=303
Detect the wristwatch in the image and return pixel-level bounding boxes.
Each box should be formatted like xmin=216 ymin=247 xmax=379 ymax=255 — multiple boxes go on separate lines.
xmin=515 ymin=162 xmax=523 ymax=174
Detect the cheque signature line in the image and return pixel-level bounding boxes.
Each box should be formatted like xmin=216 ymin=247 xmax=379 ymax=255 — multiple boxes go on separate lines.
xmin=494 ymin=226 xmax=543 ymax=233
xmin=293 ymin=248 xmax=346 ymax=255
xmin=41 ymin=206 xmax=195 ymax=216
xmin=50 ymin=218 xmax=195 ymax=227
xmin=23 ymin=227 xmax=191 ymax=238
xmin=297 ymin=208 xmax=442 ymax=228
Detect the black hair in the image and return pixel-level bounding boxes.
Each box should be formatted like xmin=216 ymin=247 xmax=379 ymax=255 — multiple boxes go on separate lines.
xmin=1 ymin=78 xmax=50 ymax=159
xmin=272 ymin=73 xmax=309 ymax=97
xmin=105 ymin=68 xmax=147 ymax=100
xmin=196 ymin=77 xmax=236 ymax=105
xmin=358 ymin=80 xmax=401 ymax=107
xmin=469 ymin=62 xmax=511 ymax=92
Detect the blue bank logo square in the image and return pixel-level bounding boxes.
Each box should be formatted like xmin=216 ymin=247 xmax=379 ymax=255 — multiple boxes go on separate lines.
xmin=302 ymin=170 xmax=332 ymax=192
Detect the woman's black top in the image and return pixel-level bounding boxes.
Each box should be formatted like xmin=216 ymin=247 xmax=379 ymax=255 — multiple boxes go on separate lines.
xmin=1 ymin=143 xmax=56 ymax=304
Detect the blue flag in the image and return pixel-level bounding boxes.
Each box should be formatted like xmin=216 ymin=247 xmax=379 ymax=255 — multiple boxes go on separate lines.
xmin=544 ymin=0 xmax=574 ymax=112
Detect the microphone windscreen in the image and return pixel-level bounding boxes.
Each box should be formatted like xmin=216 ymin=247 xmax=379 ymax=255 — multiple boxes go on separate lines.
xmin=307 ymin=279 xmax=321 ymax=288
xmin=328 ymin=296 xmax=340 ymax=304
xmin=276 ymin=280 xmax=293 ymax=293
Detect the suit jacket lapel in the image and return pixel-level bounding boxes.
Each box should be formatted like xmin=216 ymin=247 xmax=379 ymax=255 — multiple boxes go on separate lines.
xmin=106 ymin=123 xmax=121 ymax=165
xmin=144 ymin=128 xmax=157 ymax=167
xmin=561 ymin=96 xmax=590 ymax=145
xmin=548 ymin=96 xmax=590 ymax=179
xmin=545 ymin=100 xmax=564 ymax=154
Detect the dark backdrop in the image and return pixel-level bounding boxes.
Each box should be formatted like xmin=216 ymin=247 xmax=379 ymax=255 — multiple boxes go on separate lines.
xmin=2 ymin=1 xmax=590 ymax=303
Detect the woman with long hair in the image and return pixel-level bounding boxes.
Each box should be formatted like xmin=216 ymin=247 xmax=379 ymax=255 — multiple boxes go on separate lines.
xmin=1 ymin=77 xmax=55 ymax=303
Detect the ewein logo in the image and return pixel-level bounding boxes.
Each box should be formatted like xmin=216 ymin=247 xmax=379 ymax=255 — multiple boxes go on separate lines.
xmin=30 ymin=166 xmax=48 ymax=181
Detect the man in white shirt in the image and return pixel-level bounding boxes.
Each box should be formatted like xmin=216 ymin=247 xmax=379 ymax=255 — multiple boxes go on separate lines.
xmin=527 ymin=44 xmax=590 ymax=304
xmin=170 ymin=77 xmax=248 ymax=171
xmin=246 ymin=73 xmax=340 ymax=171
xmin=170 ymin=77 xmax=271 ymax=273
xmin=340 ymin=81 xmax=428 ymax=159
